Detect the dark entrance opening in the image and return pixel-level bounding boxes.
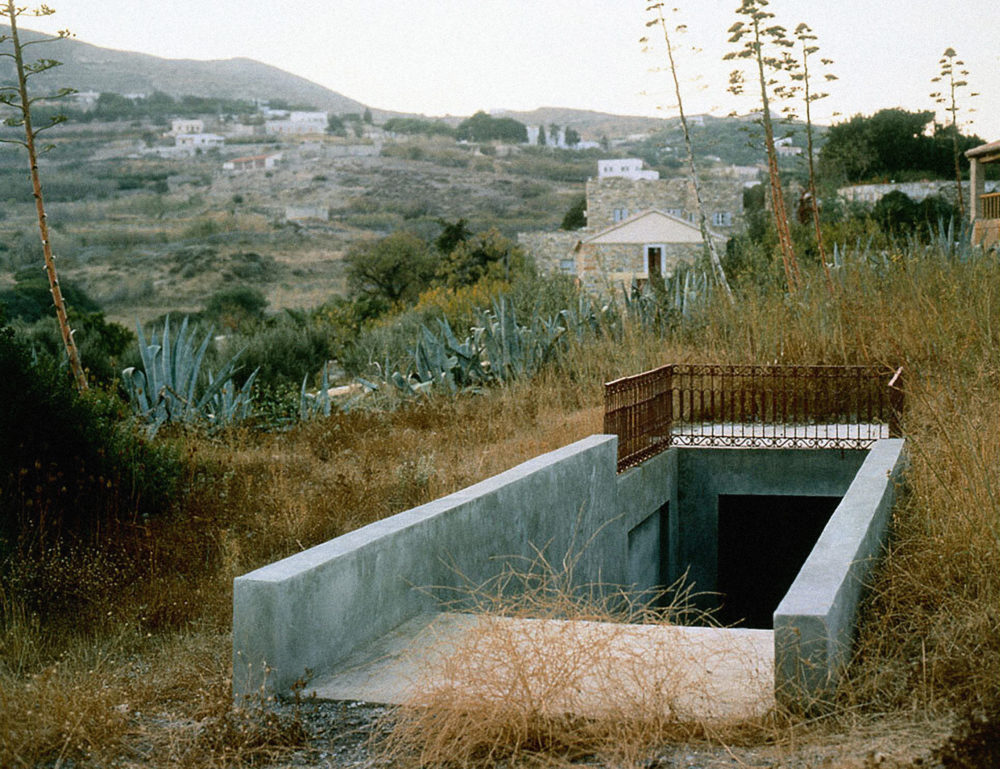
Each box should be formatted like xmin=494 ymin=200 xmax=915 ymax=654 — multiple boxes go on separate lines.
xmin=716 ymin=494 xmax=841 ymax=628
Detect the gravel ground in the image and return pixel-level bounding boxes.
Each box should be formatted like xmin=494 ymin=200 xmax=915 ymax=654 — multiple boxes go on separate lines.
xmin=250 ymin=700 xmax=974 ymax=769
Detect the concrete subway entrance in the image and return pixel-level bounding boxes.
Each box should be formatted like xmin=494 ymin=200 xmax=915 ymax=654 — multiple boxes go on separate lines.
xmin=715 ymin=494 xmax=841 ymax=628
xmin=234 ymin=438 xmax=907 ymax=707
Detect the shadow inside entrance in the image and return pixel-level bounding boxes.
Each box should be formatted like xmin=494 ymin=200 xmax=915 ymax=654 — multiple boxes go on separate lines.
xmin=716 ymin=494 xmax=841 ymax=629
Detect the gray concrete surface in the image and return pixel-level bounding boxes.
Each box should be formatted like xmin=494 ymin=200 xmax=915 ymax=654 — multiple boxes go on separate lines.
xmin=309 ymin=611 xmax=774 ymax=722
xmin=773 ymin=439 xmax=907 ymax=706
xmin=233 ymin=435 xmax=620 ymax=696
xmin=234 ymin=434 xmax=904 ymax=710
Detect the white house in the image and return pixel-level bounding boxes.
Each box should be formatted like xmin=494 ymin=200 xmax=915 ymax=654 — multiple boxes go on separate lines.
xmin=170 ymin=118 xmax=205 ymax=136
xmin=175 ymin=133 xmax=225 ymax=150
xmin=774 ymin=136 xmax=803 ymax=157
xmin=264 ymin=111 xmax=329 ymax=136
xmin=223 ymin=153 xmax=283 ymax=173
xmin=597 ymin=158 xmax=660 ymax=181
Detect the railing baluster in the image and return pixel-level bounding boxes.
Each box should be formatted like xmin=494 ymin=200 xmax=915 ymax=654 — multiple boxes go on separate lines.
xmin=604 ymin=363 xmax=903 ymax=471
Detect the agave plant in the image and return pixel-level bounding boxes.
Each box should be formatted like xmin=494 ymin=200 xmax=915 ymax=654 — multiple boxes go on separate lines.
xmin=122 ymin=316 xmax=257 ymax=436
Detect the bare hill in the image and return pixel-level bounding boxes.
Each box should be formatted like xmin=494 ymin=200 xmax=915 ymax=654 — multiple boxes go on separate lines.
xmin=0 ymin=24 xmax=368 ymax=113
xmin=500 ymin=107 xmax=671 ymax=140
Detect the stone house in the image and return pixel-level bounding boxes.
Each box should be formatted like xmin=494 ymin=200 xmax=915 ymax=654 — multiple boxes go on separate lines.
xmin=967 ymin=140 xmax=1000 ymax=248
xmin=572 ymin=209 xmax=725 ymax=293
xmin=518 ymin=160 xmax=745 ymax=293
xmin=586 ymin=173 xmax=743 ymax=231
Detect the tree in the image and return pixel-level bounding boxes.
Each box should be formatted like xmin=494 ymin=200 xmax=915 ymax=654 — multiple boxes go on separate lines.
xmin=565 ymin=127 xmax=581 ymax=147
xmin=931 ymin=47 xmax=978 ymax=219
xmin=646 ymin=3 xmax=733 ymax=301
xmin=436 ymin=228 xmax=527 ymax=288
xmin=327 ymin=114 xmax=347 ymax=136
xmin=560 ymin=196 xmax=587 ymax=230
xmin=0 ymin=2 xmax=87 ymax=390
xmin=456 ymin=111 xmax=528 ymax=143
xmin=789 ymin=22 xmax=836 ymax=294
xmin=725 ymin=0 xmax=800 ymax=294
xmin=819 ymin=108 xmax=983 ymax=183
xmin=363 ymin=107 xmax=373 ymax=125
xmin=537 ymin=124 xmax=547 ymax=147
xmin=434 ymin=217 xmax=472 ymax=255
xmin=344 ymin=232 xmax=436 ymax=307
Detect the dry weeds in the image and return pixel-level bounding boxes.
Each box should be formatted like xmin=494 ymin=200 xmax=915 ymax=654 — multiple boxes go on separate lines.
xmin=3 ymin=251 xmax=1000 ymax=765
xmin=375 ymin=556 xmax=774 ymax=768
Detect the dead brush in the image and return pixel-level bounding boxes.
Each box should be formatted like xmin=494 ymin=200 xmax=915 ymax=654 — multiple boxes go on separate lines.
xmin=374 ymin=549 xmax=773 ymax=768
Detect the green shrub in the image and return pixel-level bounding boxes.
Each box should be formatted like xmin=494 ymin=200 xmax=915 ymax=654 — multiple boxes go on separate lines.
xmin=18 ymin=312 xmax=134 ymax=386
xmin=224 ymin=251 xmax=277 ymax=282
xmin=0 ymin=272 xmax=101 ymax=323
xmin=233 ymin=315 xmax=341 ymax=389
xmin=203 ymin=286 xmax=269 ymax=331
xmin=0 ymin=325 xmax=181 ymax=570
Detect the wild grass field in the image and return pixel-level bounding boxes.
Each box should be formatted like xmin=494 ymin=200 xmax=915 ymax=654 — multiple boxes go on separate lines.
xmin=2 ymin=235 xmax=999 ymax=767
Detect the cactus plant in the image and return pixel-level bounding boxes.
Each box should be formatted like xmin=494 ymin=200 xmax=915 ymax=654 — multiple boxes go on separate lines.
xmin=122 ymin=316 xmax=257 ymax=436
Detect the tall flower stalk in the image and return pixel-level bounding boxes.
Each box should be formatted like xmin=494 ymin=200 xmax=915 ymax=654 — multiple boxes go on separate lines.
xmin=0 ymin=2 xmax=86 ymax=390
xmin=725 ymin=0 xmax=800 ymax=294
xmin=644 ymin=2 xmax=734 ymax=303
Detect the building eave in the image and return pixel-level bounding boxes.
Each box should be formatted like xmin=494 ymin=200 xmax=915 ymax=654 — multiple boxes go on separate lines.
xmin=966 ymin=139 xmax=1000 ymax=163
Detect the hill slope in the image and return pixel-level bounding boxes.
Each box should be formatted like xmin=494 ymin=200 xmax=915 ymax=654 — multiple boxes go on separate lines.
xmin=0 ymin=24 xmax=368 ymax=113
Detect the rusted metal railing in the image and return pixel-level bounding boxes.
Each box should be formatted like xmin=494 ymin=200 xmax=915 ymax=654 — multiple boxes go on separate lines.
xmin=604 ymin=364 xmax=904 ymax=472
xmin=981 ymin=191 xmax=1000 ymax=220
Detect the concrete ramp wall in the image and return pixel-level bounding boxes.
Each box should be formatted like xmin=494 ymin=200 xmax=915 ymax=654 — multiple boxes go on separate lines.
xmin=233 ymin=435 xmax=622 ymax=696
xmin=774 ymin=438 xmax=907 ymax=706
xmin=234 ymin=435 xmax=905 ymax=708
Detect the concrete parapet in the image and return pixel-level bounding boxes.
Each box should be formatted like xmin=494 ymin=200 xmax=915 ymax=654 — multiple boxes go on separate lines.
xmin=234 ymin=434 xmax=905 ymax=709
xmin=773 ymin=439 xmax=907 ymax=706
xmin=233 ymin=435 xmax=620 ymax=696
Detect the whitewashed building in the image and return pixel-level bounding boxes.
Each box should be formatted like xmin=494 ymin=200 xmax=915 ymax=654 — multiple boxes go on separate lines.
xmin=223 ymin=152 xmax=283 ymax=173
xmin=597 ymin=158 xmax=660 ymax=181
xmin=170 ymin=118 xmax=205 ymax=136
xmin=265 ymin=111 xmax=329 ymax=136
xmin=175 ymin=133 xmax=225 ymax=150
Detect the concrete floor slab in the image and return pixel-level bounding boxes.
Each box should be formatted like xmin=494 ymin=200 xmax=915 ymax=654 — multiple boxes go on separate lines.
xmin=310 ymin=612 xmax=773 ymax=723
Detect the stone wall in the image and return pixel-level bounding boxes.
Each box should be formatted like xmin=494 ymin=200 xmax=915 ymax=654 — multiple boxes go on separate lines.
xmin=586 ymin=173 xmax=744 ymax=232
xmin=576 ymin=242 xmax=703 ymax=293
xmin=517 ymin=230 xmax=581 ymax=274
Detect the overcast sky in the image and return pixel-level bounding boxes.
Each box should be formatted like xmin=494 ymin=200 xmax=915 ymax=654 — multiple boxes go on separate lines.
xmin=19 ymin=0 xmax=1000 ymax=139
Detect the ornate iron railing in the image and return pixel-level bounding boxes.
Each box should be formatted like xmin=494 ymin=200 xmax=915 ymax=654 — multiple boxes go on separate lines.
xmin=604 ymin=364 xmax=904 ymax=472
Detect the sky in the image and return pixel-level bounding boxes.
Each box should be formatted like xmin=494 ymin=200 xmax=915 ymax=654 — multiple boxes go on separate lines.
xmin=17 ymin=0 xmax=1000 ymax=140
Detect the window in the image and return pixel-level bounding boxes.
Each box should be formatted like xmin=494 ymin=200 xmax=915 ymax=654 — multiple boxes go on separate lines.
xmin=666 ymin=208 xmax=683 ymax=218
xmin=712 ymin=211 xmax=733 ymax=227
xmin=559 ymin=258 xmax=576 ymax=273
xmin=613 ymin=208 xmax=629 ymax=222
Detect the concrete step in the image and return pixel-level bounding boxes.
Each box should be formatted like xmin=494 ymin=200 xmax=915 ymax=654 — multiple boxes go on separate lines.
xmin=309 ymin=612 xmax=773 ymax=722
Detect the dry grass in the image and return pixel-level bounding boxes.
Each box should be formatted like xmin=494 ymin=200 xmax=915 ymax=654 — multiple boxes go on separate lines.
xmin=375 ymin=555 xmax=774 ymax=768
xmin=3 ymin=247 xmax=1000 ymax=765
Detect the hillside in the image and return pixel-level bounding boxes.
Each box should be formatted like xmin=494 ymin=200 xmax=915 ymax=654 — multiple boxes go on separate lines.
xmin=500 ymin=107 xmax=671 ymax=140
xmin=0 ymin=24 xmax=369 ymax=113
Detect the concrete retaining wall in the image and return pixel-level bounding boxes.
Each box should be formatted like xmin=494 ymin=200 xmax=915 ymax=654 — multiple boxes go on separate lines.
xmin=233 ymin=435 xmax=621 ymax=696
xmin=774 ymin=439 xmax=907 ymax=705
xmin=234 ymin=435 xmax=905 ymax=707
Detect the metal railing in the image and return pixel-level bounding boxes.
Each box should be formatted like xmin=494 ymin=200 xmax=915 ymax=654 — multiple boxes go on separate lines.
xmin=982 ymin=191 xmax=1000 ymax=220
xmin=604 ymin=363 xmax=904 ymax=472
